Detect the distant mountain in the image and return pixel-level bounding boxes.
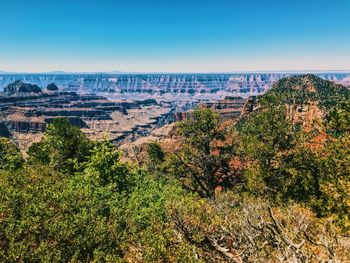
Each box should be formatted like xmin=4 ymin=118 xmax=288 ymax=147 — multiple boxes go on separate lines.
xmin=45 ymin=71 xmax=70 ymax=74
xmin=44 ymin=71 xmax=126 ymax=74
xmin=0 ymin=70 xmax=127 ymax=75
xmin=105 ymin=70 xmax=126 ymax=74
xmin=42 ymin=70 xmax=127 ymax=74
xmin=0 ymin=71 xmax=21 ymax=74
xmin=1 ymin=70 xmax=350 ymax=75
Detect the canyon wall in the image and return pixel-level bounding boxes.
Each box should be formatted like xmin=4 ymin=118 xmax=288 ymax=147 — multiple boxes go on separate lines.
xmin=1 ymin=73 xmax=349 ymax=97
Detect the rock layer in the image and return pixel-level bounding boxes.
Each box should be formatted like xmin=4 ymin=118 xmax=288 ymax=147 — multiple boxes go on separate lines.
xmin=0 ymin=81 xmax=175 ymax=148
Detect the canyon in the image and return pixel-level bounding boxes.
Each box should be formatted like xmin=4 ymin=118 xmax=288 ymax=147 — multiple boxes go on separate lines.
xmin=1 ymin=72 xmax=349 ymax=150
xmin=0 ymin=81 xmax=175 ymax=150
xmin=1 ymin=73 xmax=349 ymax=98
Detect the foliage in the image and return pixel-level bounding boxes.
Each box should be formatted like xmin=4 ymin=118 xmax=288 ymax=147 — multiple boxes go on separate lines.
xmin=1 ymin=74 xmax=350 ymax=261
xmin=167 ymin=107 xmax=238 ymax=198
xmin=327 ymin=100 xmax=350 ymax=136
xmin=146 ymin=142 xmax=165 ymax=163
xmin=145 ymin=142 xmax=166 ymax=173
xmin=267 ymin=74 xmax=350 ymax=109
xmin=83 ymin=140 xmax=135 ymax=191
xmin=28 ymin=118 xmax=94 ymax=173
xmin=167 ymin=191 xmax=350 ymax=262
xmin=0 ymin=138 xmax=24 ymax=171
xmin=237 ymin=107 xmax=301 ymax=199
xmin=318 ymin=134 xmax=350 ymax=233
xmin=123 ymin=175 xmax=197 ymax=262
xmin=176 ymin=108 xmax=224 ymax=155
xmin=0 ymin=166 xmax=125 ymax=262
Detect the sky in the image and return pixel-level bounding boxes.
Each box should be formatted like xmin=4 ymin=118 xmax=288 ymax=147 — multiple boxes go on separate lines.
xmin=0 ymin=0 xmax=349 ymax=73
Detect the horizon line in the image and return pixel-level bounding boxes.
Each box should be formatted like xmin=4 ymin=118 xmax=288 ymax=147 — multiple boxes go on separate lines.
xmin=1 ymin=70 xmax=350 ymax=75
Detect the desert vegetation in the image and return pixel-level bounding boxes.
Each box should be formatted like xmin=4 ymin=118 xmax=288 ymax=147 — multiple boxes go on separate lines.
xmin=0 ymin=75 xmax=349 ymax=262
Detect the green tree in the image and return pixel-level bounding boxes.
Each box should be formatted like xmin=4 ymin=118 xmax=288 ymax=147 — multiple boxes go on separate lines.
xmin=0 ymin=138 xmax=24 ymax=171
xmin=28 ymin=118 xmax=94 ymax=173
xmin=318 ymin=134 xmax=350 ymax=233
xmin=238 ymin=107 xmax=301 ymax=198
xmin=147 ymin=142 xmax=165 ymax=163
xmin=83 ymin=140 xmax=134 ymax=191
xmin=145 ymin=142 xmax=166 ymax=174
xmin=169 ymin=108 xmax=236 ymax=198
xmin=124 ymin=175 xmax=196 ymax=262
xmin=327 ymin=100 xmax=350 ymax=136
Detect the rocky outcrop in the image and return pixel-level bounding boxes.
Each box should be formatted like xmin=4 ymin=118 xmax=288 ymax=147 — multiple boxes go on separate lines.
xmin=4 ymin=80 xmax=41 ymax=94
xmin=5 ymin=117 xmax=88 ymax=133
xmin=203 ymin=96 xmax=246 ymax=110
xmin=202 ymin=96 xmax=246 ymax=120
xmin=5 ymin=118 xmax=46 ymax=133
xmin=46 ymin=83 xmax=59 ymax=91
xmin=175 ymin=96 xmax=247 ymax=122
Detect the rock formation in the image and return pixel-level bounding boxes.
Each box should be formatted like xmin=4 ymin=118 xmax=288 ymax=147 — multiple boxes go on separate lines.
xmin=1 ymin=73 xmax=349 ymax=98
xmin=0 ymin=82 xmax=175 ymax=148
xmin=4 ymin=80 xmax=41 ymax=94
xmin=201 ymin=96 xmax=247 ymax=120
xmin=175 ymin=96 xmax=247 ymax=122
xmin=46 ymin=83 xmax=59 ymax=91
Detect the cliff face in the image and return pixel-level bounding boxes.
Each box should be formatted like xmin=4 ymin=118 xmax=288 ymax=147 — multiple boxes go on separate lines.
xmin=201 ymin=96 xmax=247 ymax=121
xmin=1 ymin=73 xmax=349 ymax=97
xmin=69 ymin=74 xmax=286 ymax=95
xmin=0 ymin=82 xmax=175 ymax=148
xmin=0 ymin=91 xmax=163 ymax=133
xmin=175 ymin=96 xmax=247 ymax=122
xmin=6 ymin=119 xmax=46 ymax=133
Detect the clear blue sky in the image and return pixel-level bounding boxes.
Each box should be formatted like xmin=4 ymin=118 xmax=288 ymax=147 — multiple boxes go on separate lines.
xmin=0 ymin=0 xmax=349 ymax=73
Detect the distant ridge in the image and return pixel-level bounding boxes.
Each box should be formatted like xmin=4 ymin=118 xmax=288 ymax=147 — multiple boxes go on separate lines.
xmin=0 ymin=71 xmax=24 ymax=74
xmin=0 ymin=70 xmax=126 ymax=75
xmin=1 ymin=70 xmax=350 ymax=75
xmin=44 ymin=70 xmax=127 ymax=74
